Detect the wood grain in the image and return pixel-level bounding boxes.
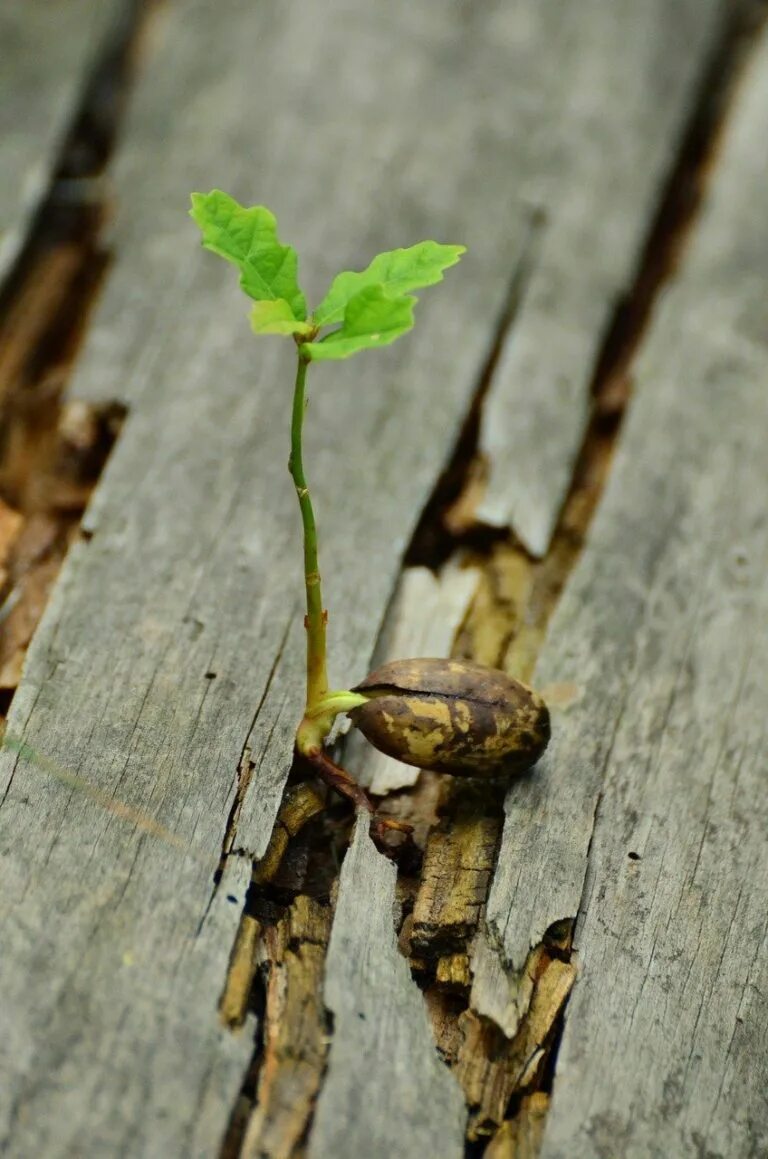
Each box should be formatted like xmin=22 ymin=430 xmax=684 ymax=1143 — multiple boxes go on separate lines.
xmin=0 ymin=0 xmax=122 ymax=284
xmin=476 ymin=0 xmax=725 ymax=555
xmin=486 ymin=24 xmax=768 ymax=1157
xmin=0 ymin=0 xmax=535 ymax=1151
xmin=0 ymin=0 xmax=753 ymax=1154
xmin=307 ymin=818 xmax=468 ymax=1159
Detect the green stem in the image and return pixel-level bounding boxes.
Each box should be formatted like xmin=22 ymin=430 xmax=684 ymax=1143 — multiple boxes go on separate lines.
xmin=290 ymin=351 xmax=329 ymax=714
xmin=306 ymin=690 xmax=370 ymax=719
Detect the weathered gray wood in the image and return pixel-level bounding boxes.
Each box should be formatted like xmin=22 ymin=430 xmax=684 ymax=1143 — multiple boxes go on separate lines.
xmin=476 ymin=0 xmax=726 ymax=556
xmin=485 ymin=25 xmax=768 ymax=1157
xmin=0 ymin=0 xmax=122 ymax=283
xmin=0 ymin=0 xmax=535 ymax=1152
xmin=283 ymin=15 xmax=741 ymax=1140
xmin=0 ymin=0 xmax=753 ymax=1153
xmin=308 ymin=817 xmax=467 ymax=1159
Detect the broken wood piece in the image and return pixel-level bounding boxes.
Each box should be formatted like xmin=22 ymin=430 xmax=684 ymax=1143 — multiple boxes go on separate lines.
xmin=251 ymin=781 xmax=326 ymax=886
xmin=503 ymin=957 xmax=575 ymax=1093
xmin=0 ymin=500 xmax=24 ymax=601
xmin=409 ymin=803 xmax=501 ymax=958
xmin=422 ymin=988 xmax=466 ymax=1068
xmin=435 ymin=953 xmax=472 ymax=991
xmin=468 ymin=930 xmax=543 ymax=1042
xmin=455 ymin=956 xmax=575 ymax=1140
xmin=0 ymin=515 xmax=69 ymax=689
xmin=240 ymin=897 xmax=331 ymax=1159
xmin=484 ymin=1093 xmax=550 ymax=1159
xmin=308 ymin=817 xmax=468 ymax=1159
xmin=220 ymin=914 xmax=262 ymax=1031
xmin=456 ymin=1010 xmax=515 ymax=1140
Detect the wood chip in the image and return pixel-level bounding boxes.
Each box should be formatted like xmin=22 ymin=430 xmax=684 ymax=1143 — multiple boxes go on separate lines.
xmin=410 ymin=807 xmax=501 ymax=958
xmin=484 ymin=1094 xmax=550 ymax=1159
xmin=241 ymin=897 xmax=332 ymax=1159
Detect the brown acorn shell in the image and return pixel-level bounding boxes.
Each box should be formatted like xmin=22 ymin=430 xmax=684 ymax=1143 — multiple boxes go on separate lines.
xmin=349 ymin=657 xmax=550 ymax=777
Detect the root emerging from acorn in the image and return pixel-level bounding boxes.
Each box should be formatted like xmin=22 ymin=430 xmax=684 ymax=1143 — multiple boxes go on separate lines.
xmin=296 ymin=658 xmax=550 ymax=852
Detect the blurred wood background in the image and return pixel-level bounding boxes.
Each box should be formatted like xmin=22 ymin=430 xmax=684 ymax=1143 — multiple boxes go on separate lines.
xmin=0 ymin=1 xmax=766 ymax=1156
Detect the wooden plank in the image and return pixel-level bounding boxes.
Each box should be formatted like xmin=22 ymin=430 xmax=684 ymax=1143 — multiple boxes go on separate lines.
xmin=485 ymin=1093 xmax=550 ymax=1159
xmin=308 ymin=817 xmax=468 ymax=1159
xmin=0 ymin=0 xmax=122 ymax=283
xmin=485 ymin=25 xmax=768 ymax=1157
xmin=0 ymin=0 xmax=532 ymax=1152
xmin=0 ymin=1 xmax=740 ymax=1154
xmin=309 ymin=3 xmax=733 ymax=1128
xmin=476 ymin=0 xmax=726 ymax=556
xmin=289 ymin=18 xmax=737 ymax=1139
xmin=239 ymin=896 xmax=332 ymax=1159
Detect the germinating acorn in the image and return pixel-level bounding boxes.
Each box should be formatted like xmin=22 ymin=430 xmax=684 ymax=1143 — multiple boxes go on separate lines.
xmin=349 ymin=657 xmax=550 ymax=777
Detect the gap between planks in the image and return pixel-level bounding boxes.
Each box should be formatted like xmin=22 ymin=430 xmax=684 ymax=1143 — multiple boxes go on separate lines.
xmin=0 ymin=0 xmax=153 ymax=736
xmin=0 ymin=2 xmax=759 ymax=1159
xmin=229 ymin=10 xmax=768 ymax=1157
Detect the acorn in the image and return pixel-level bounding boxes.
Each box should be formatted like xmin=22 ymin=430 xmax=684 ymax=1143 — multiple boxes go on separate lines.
xmin=349 ymin=657 xmax=550 ymax=777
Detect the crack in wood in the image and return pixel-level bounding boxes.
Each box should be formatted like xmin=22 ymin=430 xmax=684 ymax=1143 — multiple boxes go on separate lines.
xmin=207 ymin=612 xmax=296 ymax=894
xmin=209 ymin=8 xmax=768 ymax=1155
xmin=216 ymin=786 xmax=348 ymax=1157
xmin=220 ymin=895 xmax=336 ymax=1159
xmin=405 ymin=207 xmax=546 ymax=571
xmin=324 ymin=9 xmax=768 ymax=1155
xmin=0 ymin=0 xmax=155 ymax=735
xmin=440 ymin=7 xmax=768 ymax=1152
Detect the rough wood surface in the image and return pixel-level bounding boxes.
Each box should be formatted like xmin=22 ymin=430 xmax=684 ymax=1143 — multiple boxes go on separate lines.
xmin=456 ymin=958 xmax=575 ymax=1139
xmin=240 ymin=898 xmax=331 ymax=1159
xmin=476 ymin=0 xmax=725 ymax=555
xmin=487 ymin=24 xmax=768 ymax=1158
xmin=0 ymin=0 xmax=122 ymax=283
xmin=308 ymin=818 xmax=467 ymax=1159
xmin=485 ymin=1094 xmax=550 ymax=1159
xmin=0 ymin=0 xmax=535 ymax=1152
xmin=409 ymin=803 xmax=500 ymax=958
xmin=0 ymin=0 xmax=762 ymax=1154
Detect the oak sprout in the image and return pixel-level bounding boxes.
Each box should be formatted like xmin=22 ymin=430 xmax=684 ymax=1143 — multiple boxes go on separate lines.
xmin=190 ymin=191 xmax=550 ymax=824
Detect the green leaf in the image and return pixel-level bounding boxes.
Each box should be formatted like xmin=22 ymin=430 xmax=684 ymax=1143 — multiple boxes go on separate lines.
xmin=313 ymin=241 xmax=465 ymax=326
xmin=190 ymin=190 xmax=307 ymax=320
xmin=302 ymin=285 xmax=415 ymax=361
xmin=250 ymin=300 xmax=314 ymax=337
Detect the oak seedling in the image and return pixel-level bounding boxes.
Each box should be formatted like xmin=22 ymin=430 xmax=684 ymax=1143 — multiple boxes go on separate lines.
xmin=190 ymin=191 xmax=549 ymax=827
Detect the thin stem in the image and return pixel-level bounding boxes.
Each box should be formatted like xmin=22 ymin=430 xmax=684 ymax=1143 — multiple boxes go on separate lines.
xmin=306 ymin=690 xmax=370 ymax=719
xmin=289 ymin=351 xmax=328 ymax=712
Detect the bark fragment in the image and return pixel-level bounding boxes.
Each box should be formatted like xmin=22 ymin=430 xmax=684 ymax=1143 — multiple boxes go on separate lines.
xmin=241 ymin=898 xmax=332 ymax=1159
